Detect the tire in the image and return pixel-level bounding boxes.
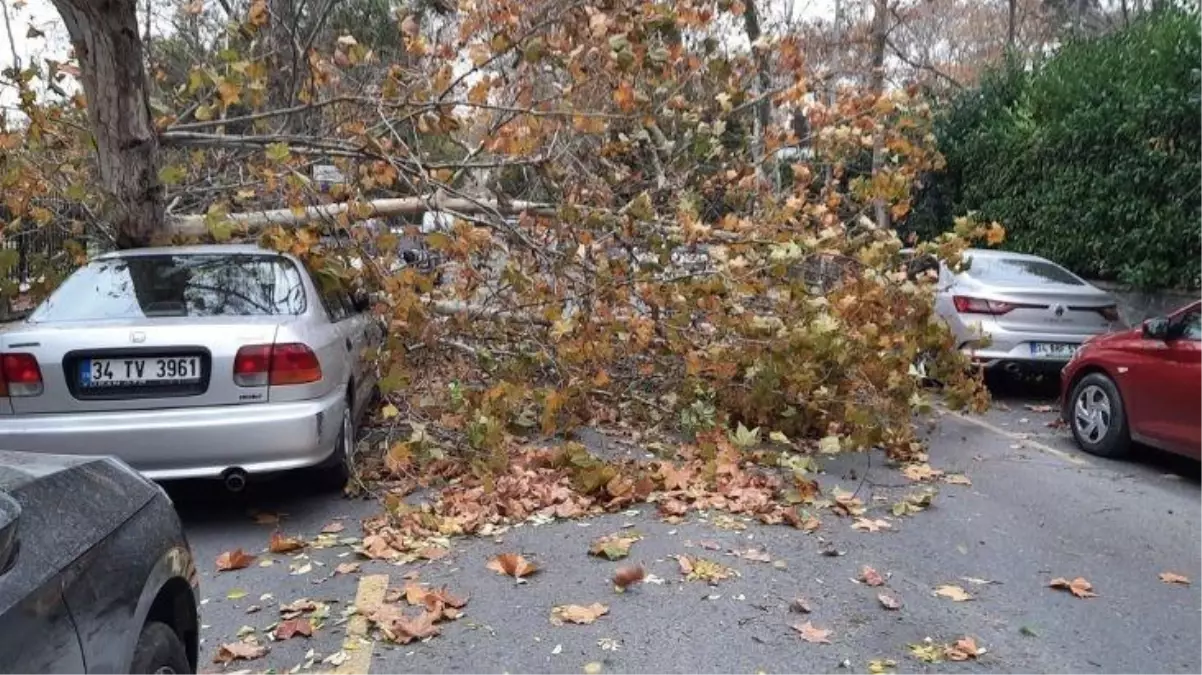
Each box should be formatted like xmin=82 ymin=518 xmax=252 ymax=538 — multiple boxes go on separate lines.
xmin=315 ymin=396 xmax=354 ymax=491
xmin=130 ymin=621 xmax=191 ymax=674
xmin=1069 ymin=372 xmax=1130 ymax=458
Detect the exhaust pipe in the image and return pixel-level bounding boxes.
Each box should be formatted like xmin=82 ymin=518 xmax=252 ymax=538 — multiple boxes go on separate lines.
xmin=222 ymin=469 xmax=248 ymax=493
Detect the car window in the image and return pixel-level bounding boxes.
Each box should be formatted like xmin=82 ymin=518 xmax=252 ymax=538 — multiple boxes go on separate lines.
xmin=1177 ymin=309 xmax=1201 ymax=341
xmin=964 ymin=257 xmax=1084 ymax=286
xmin=30 ymin=254 xmax=306 ymax=322
xmin=312 ymin=275 xmax=354 ymax=323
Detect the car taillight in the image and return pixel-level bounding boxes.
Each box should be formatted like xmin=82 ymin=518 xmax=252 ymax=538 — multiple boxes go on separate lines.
xmin=953 ymin=296 xmax=1021 ymax=315
xmin=233 ymin=343 xmax=321 ymax=387
xmin=0 ymin=353 xmax=43 ymax=397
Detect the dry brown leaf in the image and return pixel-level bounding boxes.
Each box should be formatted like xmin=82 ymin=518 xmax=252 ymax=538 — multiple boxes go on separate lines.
xmin=860 ymin=565 xmax=885 ymax=587
xmin=613 ymin=564 xmax=646 ymax=590
xmin=731 ymin=548 xmax=772 ymax=563
xmin=878 ymin=593 xmax=902 ymax=610
xmin=417 ymin=546 xmax=450 ymax=560
xmin=1049 ymin=576 xmax=1096 ymax=598
xmin=550 ymin=603 xmax=609 ymax=625
xmin=831 ymin=490 xmax=866 ymax=516
xmin=361 ymin=534 xmax=399 ymax=560
xmin=368 ymin=605 xmax=442 ymax=644
xmin=851 ymin=517 xmax=892 ymax=533
xmin=320 ymin=521 xmax=346 ymax=534
xmin=942 ymin=474 xmax=972 ymax=486
xmin=213 ymin=641 xmax=267 ymax=663
xmin=1159 ymin=572 xmax=1190 ymax=586
xmin=216 ymin=549 xmax=256 ymax=572
xmin=792 ymin=621 xmax=833 ymax=644
xmin=944 ymin=636 xmax=981 ymax=661
xmin=486 ymin=553 xmax=539 ymax=578
xmin=790 ymin=597 xmax=813 ymax=613
xmin=269 ymin=531 xmax=306 ymax=554
xmin=934 ymin=584 xmax=973 ymax=602
xmin=274 ymin=617 xmax=314 ymax=640
xmin=1025 ymin=404 xmax=1056 ymax=413
xmin=674 ymin=555 xmax=734 ymax=583
xmin=901 ymin=463 xmax=943 ymax=482
xmin=697 ymin=540 xmax=722 ymax=551
xmin=335 ymin=562 xmax=361 ymax=575
xmin=589 ymin=533 xmax=641 ymax=560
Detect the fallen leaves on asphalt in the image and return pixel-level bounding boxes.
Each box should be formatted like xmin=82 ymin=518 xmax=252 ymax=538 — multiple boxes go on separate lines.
xmin=878 ymin=593 xmax=902 ymax=610
xmin=868 ymin=658 xmax=897 ymax=673
xmin=789 ymin=597 xmax=813 ymax=613
xmin=487 ymin=553 xmax=539 ymax=578
xmin=1049 ymin=576 xmax=1097 ymax=598
xmin=213 ymin=640 xmax=267 ymax=663
xmin=1159 ymin=572 xmax=1190 ymax=585
xmin=589 ymin=532 xmax=642 ymax=560
xmin=613 ymin=564 xmax=646 ymax=591
xmin=274 ymin=618 xmax=313 ymax=640
xmin=335 ymin=562 xmax=361 ymax=575
xmin=216 ymin=549 xmax=256 ymax=572
xmin=551 ymin=603 xmax=609 ymax=625
xmin=934 ymin=584 xmax=973 ymax=602
xmin=851 ymin=517 xmax=891 ymax=533
xmin=279 ymin=598 xmax=319 ymax=619
xmin=942 ymin=473 xmax=972 ymax=486
xmin=944 ymin=636 xmax=982 ymax=661
xmin=830 ymin=490 xmax=866 ymax=517
xmin=674 ymin=555 xmax=735 ymax=583
xmin=908 ymin=642 xmax=943 ymax=663
xmin=366 ymin=605 xmax=442 ymax=643
xmin=417 ymin=545 xmax=450 ymax=560
xmin=792 ymin=621 xmax=832 ymax=644
xmin=859 ymin=565 xmax=885 ymax=586
xmin=730 ymin=548 xmax=772 ymax=563
xmin=269 ymin=531 xmax=306 ymax=554
xmin=902 ymin=463 xmax=944 ymax=482
xmin=1025 ymin=403 xmax=1056 ymax=413
xmin=320 ymin=520 xmax=345 ymax=534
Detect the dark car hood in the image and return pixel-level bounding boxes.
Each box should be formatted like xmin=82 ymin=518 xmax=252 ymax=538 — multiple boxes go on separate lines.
xmin=0 ymin=452 xmax=159 ymax=611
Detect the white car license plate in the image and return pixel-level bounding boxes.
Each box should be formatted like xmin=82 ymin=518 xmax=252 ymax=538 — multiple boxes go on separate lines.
xmin=80 ymin=356 xmax=202 ymax=386
xmin=1030 ymin=342 xmax=1078 ymax=359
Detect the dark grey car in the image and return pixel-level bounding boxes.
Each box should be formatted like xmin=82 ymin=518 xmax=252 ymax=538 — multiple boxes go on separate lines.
xmin=0 ymin=451 xmax=200 ymax=673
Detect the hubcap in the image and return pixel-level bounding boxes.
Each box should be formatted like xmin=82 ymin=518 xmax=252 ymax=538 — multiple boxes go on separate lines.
xmin=1074 ymin=385 xmax=1112 ymax=443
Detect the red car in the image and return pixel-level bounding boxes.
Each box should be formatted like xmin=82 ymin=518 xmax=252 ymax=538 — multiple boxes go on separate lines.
xmin=1060 ymin=300 xmax=1201 ymax=460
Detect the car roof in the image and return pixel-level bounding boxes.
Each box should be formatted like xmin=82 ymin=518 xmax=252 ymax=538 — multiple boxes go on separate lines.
xmin=962 ymin=248 xmax=1052 ymax=263
xmin=94 ymin=244 xmax=283 ymax=259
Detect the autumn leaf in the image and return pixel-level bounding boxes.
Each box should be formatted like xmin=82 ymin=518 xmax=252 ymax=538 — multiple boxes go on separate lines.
xmin=908 ymin=642 xmax=943 ymax=663
xmin=613 ymin=565 xmax=646 ymax=591
xmin=942 ymin=473 xmax=972 ymax=486
xmin=674 ymin=555 xmax=734 ymax=584
xmin=944 ymin=636 xmax=982 ymax=661
xmin=487 ymin=553 xmax=539 ymax=578
xmin=984 ymin=222 xmax=1006 ymax=246
xmin=550 ymin=603 xmax=609 ymax=625
xmin=902 ymin=463 xmax=943 ymax=482
xmin=213 ymin=641 xmax=267 ymax=664
xmin=1049 ymin=576 xmax=1097 ymax=598
xmin=216 ymin=549 xmax=256 ymax=572
xmin=878 ymin=593 xmax=902 ymax=610
xmin=335 ymin=562 xmax=361 ymax=575
xmin=321 ymin=521 xmax=346 ymax=534
xmin=589 ymin=533 xmax=641 ymax=560
xmin=274 ymin=618 xmax=314 ymax=640
xmin=934 ymin=584 xmax=974 ymax=602
xmin=868 ymin=658 xmax=897 ymax=673
xmin=1160 ymin=572 xmax=1190 ymax=585
xmin=367 ymin=605 xmax=441 ymax=644
xmin=417 ymin=546 xmax=450 ymax=560
xmin=269 ymin=531 xmax=306 ymax=554
xmin=792 ymin=621 xmax=832 ymax=644
xmin=859 ymin=565 xmax=885 ymax=587
xmin=730 ymin=548 xmax=772 ymax=563
xmin=280 ymin=598 xmax=319 ymax=619
xmin=851 ymin=517 xmax=891 ymax=533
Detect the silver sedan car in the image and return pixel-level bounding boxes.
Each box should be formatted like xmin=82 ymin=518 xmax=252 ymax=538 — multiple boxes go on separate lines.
xmin=921 ymin=249 xmax=1124 ymax=372
xmin=0 ymin=245 xmax=382 ymax=490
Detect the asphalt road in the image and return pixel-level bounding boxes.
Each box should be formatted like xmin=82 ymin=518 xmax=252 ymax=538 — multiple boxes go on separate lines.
xmin=173 ymin=381 xmax=1201 ymax=674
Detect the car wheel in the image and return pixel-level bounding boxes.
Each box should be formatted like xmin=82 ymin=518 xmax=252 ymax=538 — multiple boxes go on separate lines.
xmin=130 ymin=621 xmax=191 ymax=674
xmin=315 ymin=397 xmax=354 ymax=491
xmin=1069 ymin=373 xmax=1130 ymax=458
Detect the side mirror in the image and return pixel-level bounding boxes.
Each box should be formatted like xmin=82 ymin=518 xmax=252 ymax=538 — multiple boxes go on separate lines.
xmin=351 ymin=291 xmax=372 ymax=314
xmin=1142 ymin=317 xmax=1170 ymax=341
xmin=0 ymin=492 xmax=20 ymax=576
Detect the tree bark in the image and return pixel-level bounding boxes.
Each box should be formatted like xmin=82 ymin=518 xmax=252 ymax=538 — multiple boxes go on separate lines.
xmin=868 ymin=0 xmax=890 ymax=230
xmin=51 ymin=0 xmax=163 ymax=248
xmin=741 ymin=0 xmax=774 ymax=188
xmin=1007 ymin=0 xmax=1017 ymax=47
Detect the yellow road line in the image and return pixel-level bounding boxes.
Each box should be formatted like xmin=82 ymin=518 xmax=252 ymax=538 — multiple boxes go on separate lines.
xmin=944 ymin=409 xmax=1090 ymax=466
xmin=334 ymin=573 xmax=388 ymax=675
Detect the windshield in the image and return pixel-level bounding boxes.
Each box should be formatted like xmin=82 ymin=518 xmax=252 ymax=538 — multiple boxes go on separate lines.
xmin=964 ymin=256 xmax=1084 ymax=286
xmin=31 ymin=254 xmax=307 ymax=322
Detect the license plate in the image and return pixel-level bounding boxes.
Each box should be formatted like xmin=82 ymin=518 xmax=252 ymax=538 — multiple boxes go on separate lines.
xmin=1030 ymin=342 xmax=1078 ymax=359
xmin=79 ymin=356 xmax=202 ymax=387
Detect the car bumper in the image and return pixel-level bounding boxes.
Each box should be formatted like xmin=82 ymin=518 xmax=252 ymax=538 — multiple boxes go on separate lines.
xmin=957 ymin=326 xmax=1100 ymax=369
xmin=0 ymin=389 xmax=345 ymax=480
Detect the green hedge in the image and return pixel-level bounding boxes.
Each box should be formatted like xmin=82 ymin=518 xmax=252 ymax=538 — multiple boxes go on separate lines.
xmin=907 ymin=9 xmax=1201 ymax=290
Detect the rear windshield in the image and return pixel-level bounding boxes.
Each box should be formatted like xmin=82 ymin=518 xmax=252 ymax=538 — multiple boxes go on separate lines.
xmin=31 ymin=254 xmax=306 ymax=322
xmin=964 ymin=256 xmax=1083 ymax=286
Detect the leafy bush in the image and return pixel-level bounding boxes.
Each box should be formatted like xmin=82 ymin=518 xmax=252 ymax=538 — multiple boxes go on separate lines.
xmin=908 ymin=8 xmax=1201 ymax=290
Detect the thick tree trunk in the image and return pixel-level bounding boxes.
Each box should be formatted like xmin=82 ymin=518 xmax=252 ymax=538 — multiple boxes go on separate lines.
xmin=868 ymin=0 xmax=890 ymax=230
xmin=51 ymin=0 xmax=163 ymax=248
xmin=1007 ymin=0 xmax=1017 ymax=47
